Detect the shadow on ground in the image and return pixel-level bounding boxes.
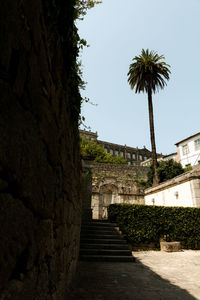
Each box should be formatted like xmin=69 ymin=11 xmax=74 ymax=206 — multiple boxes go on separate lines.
xmin=67 ymin=259 xmax=197 ymax=300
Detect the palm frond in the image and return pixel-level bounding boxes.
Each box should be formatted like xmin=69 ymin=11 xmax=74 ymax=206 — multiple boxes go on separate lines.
xmin=127 ymin=49 xmax=170 ymax=94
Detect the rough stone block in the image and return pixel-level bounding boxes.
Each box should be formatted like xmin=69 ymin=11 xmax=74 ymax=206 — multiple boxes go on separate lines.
xmin=160 ymin=241 xmax=181 ymax=252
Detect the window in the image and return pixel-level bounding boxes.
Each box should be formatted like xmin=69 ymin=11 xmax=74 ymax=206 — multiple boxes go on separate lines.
xmin=120 ymin=151 xmax=124 ymax=157
xmin=127 ymin=161 xmax=131 ymax=165
xmin=115 ymin=150 xmax=119 ymax=156
xmin=182 ymin=144 xmax=189 ymax=155
xmin=104 ymin=148 xmax=107 ymax=152
xmin=139 ymin=155 xmax=143 ymax=160
xmin=110 ymin=149 xmax=113 ymax=155
xmin=127 ymin=152 xmax=131 ymax=159
xmin=194 ymin=138 xmax=200 ymax=150
xmin=132 ymin=153 xmax=136 ymax=159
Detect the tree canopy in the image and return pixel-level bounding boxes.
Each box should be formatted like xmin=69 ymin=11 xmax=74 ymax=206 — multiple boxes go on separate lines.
xmin=127 ymin=49 xmax=170 ymax=94
xmin=80 ymin=137 xmax=127 ymax=164
xmin=147 ymin=159 xmax=184 ymax=187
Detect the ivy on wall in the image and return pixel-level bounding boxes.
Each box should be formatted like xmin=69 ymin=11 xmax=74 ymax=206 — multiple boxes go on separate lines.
xmin=42 ymin=0 xmax=101 ymax=121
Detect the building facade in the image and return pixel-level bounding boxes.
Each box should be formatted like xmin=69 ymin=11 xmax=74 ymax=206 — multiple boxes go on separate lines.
xmin=80 ymin=129 xmax=152 ymax=165
xmin=175 ymin=132 xmax=200 ymax=168
xmin=80 ymin=129 xmax=98 ymax=142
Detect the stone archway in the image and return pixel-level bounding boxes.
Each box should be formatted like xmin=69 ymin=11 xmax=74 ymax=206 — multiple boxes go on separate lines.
xmin=98 ymin=184 xmax=118 ymax=219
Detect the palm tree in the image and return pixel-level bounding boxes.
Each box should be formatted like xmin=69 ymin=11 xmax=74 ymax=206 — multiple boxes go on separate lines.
xmin=127 ymin=49 xmax=170 ymax=186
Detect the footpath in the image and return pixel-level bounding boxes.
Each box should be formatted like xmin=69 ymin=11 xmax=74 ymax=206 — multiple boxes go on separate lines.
xmin=68 ymin=250 xmax=200 ymax=300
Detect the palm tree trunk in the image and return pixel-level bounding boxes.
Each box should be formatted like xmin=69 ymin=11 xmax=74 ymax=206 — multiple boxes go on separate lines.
xmin=148 ymin=89 xmax=159 ymax=186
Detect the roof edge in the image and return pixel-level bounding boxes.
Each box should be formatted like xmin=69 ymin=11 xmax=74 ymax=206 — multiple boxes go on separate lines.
xmin=175 ymin=132 xmax=200 ymax=146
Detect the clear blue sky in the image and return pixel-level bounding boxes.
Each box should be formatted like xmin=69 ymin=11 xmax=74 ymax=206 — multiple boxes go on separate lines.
xmin=77 ymin=0 xmax=200 ymax=155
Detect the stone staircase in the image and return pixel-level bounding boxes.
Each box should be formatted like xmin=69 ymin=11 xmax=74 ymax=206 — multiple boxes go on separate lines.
xmin=79 ymin=220 xmax=135 ymax=262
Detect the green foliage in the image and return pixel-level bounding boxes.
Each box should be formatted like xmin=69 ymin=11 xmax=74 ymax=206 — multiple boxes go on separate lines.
xmin=127 ymin=49 xmax=171 ymax=94
xmin=108 ymin=204 xmax=200 ymax=249
xmin=43 ymin=1 xmax=101 ymax=124
xmin=146 ymin=164 xmax=155 ymax=187
xmin=158 ymin=159 xmax=184 ymax=182
xmin=44 ymin=0 xmax=83 ymax=120
xmin=75 ymin=0 xmax=101 ymax=126
xmin=75 ymin=0 xmax=102 ymax=20
xmin=146 ymin=159 xmax=184 ymax=187
xmin=80 ymin=137 xmax=127 ymax=164
xmin=75 ymin=0 xmax=101 ymax=90
xmin=135 ymin=179 xmax=151 ymax=189
xmin=184 ymin=165 xmax=193 ymax=172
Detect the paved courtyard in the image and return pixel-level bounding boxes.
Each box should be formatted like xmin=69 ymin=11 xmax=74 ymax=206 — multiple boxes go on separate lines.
xmin=68 ymin=250 xmax=200 ymax=300
xmin=134 ymin=250 xmax=200 ymax=299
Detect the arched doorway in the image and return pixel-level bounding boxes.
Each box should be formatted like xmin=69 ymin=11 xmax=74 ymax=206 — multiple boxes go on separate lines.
xmin=98 ymin=184 xmax=118 ymax=219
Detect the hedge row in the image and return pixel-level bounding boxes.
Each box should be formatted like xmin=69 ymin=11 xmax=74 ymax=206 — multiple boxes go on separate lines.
xmin=108 ymin=204 xmax=200 ymax=249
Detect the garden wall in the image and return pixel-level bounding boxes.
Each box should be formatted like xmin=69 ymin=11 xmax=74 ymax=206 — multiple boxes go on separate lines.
xmin=145 ymin=165 xmax=200 ymax=207
xmin=0 ymin=0 xmax=81 ymax=299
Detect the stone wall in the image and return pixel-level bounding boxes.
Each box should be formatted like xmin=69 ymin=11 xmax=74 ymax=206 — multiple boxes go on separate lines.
xmin=92 ymin=163 xmax=149 ymax=179
xmin=0 ymin=1 xmax=81 ymax=299
xmin=81 ymin=161 xmax=93 ymax=221
xmin=91 ymin=163 xmax=149 ymax=219
xmin=145 ymin=165 xmax=200 ymax=207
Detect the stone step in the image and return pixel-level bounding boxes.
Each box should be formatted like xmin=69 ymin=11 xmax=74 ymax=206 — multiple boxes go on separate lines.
xmin=80 ymin=243 xmax=130 ymax=250
xmin=80 ymin=249 xmax=132 ymax=256
xmin=83 ymin=222 xmax=117 ymax=227
xmin=80 ymin=221 xmax=134 ymax=262
xmin=81 ymin=226 xmax=119 ymax=233
xmin=81 ymin=229 xmax=119 ymax=235
xmin=80 ymin=238 xmax=127 ymax=244
xmin=80 ymin=255 xmax=135 ymax=262
xmin=81 ymin=234 xmax=124 ymax=240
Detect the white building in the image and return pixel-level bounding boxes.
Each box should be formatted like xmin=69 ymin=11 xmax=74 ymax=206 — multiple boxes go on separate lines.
xmin=145 ymin=165 xmax=200 ymax=207
xmin=175 ymin=132 xmax=200 ymax=168
xmin=140 ymin=155 xmax=164 ymax=166
xmin=162 ymin=152 xmax=178 ymax=162
xmin=142 ymin=132 xmax=200 ymax=169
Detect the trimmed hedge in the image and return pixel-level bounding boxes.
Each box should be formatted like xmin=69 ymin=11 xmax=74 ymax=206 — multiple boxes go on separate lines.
xmin=108 ymin=204 xmax=200 ymax=249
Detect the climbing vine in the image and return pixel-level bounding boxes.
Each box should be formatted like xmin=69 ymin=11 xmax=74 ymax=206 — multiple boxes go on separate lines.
xmin=43 ymin=0 xmax=101 ymax=121
xmin=75 ymin=0 xmax=102 ymax=126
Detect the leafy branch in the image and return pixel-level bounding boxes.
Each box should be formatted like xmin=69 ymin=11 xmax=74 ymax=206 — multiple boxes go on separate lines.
xmin=75 ymin=0 xmax=102 ymax=20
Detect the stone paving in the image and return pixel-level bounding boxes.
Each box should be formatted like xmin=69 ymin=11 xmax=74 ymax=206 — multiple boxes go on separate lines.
xmin=68 ymin=250 xmax=200 ymax=300
xmin=133 ymin=250 xmax=200 ymax=299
